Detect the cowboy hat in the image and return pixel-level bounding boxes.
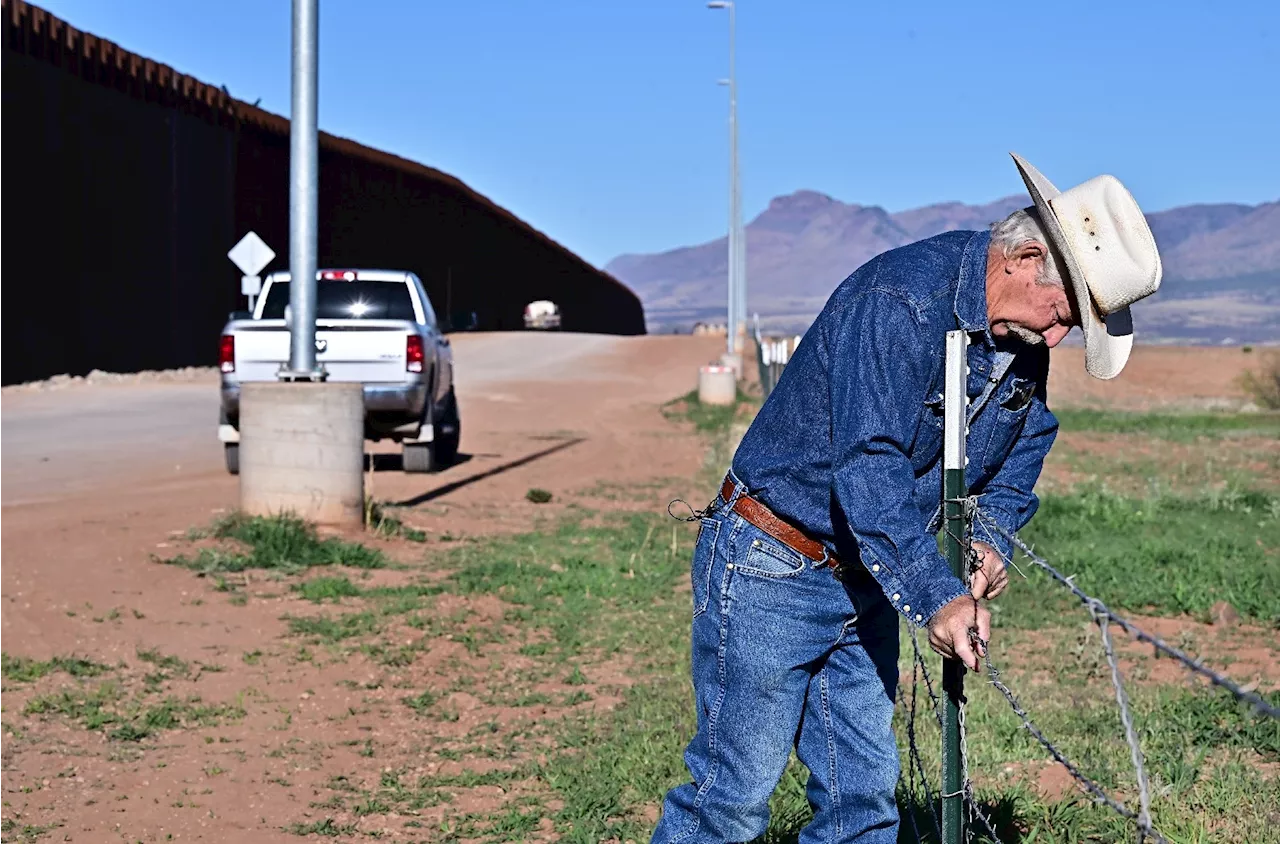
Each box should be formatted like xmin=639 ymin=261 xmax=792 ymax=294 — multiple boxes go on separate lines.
xmin=1010 ymin=153 xmax=1162 ymax=379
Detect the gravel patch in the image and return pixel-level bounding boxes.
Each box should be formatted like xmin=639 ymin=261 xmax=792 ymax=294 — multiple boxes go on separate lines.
xmin=3 ymin=366 xmax=218 ymax=393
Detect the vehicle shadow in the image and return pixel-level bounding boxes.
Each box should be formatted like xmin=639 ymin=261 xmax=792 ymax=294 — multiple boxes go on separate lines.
xmin=389 ymin=437 xmax=586 ymax=507
xmin=365 ymin=452 xmax=476 ymax=472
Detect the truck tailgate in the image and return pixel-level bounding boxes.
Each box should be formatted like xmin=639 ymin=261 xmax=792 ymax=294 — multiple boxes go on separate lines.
xmin=234 ymin=321 xmax=411 ymax=383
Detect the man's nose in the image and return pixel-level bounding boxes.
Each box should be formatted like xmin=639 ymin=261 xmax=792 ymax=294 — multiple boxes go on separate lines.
xmin=1044 ymin=323 xmax=1072 ymax=348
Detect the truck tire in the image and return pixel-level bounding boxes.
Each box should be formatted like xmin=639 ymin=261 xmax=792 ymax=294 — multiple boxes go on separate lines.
xmin=402 ymin=443 xmax=435 ymax=473
xmin=225 ymin=443 xmax=240 ymax=475
xmin=434 ymin=388 xmax=461 ymax=466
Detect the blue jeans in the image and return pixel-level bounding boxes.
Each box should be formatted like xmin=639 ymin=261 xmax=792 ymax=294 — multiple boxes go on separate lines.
xmin=652 ymin=485 xmax=901 ymax=843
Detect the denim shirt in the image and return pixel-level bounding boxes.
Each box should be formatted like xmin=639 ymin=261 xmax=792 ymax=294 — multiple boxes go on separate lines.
xmin=731 ymin=230 xmax=1058 ymax=626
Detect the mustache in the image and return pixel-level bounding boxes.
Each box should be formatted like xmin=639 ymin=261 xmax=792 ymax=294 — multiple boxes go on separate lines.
xmin=1001 ymin=323 xmax=1047 ymax=346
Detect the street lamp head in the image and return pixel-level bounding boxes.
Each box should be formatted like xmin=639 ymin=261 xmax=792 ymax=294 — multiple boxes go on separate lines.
xmin=707 ymin=1 xmax=729 ymax=8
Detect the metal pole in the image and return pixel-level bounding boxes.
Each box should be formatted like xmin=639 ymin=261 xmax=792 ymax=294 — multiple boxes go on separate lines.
xmin=728 ymin=0 xmax=742 ymax=353
xmin=710 ymin=1 xmax=736 ymax=356
xmin=285 ymin=0 xmax=321 ymax=378
xmin=729 ymin=0 xmax=745 ymax=353
xmin=942 ymin=329 xmax=969 ymax=844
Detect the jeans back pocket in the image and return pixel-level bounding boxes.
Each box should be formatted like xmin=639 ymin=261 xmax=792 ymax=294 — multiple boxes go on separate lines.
xmin=692 ymin=517 xmax=721 ymax=618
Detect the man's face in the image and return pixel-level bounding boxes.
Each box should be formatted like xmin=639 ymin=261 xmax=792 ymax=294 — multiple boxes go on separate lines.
xmin=989 ymin=245 xmax=1080 ymax=348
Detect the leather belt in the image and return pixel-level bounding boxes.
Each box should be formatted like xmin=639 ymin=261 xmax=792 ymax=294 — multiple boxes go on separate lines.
xmin=720 ymin=476 xmax=848 ymax=577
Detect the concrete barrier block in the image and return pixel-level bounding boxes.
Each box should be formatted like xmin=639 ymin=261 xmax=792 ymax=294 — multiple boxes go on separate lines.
xmin=239 ymin=382 xmax=365 ymax=526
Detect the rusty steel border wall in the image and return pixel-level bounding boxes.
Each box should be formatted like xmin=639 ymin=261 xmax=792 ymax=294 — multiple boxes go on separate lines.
xmin=1 ymin=0 xmax=645 ymax=385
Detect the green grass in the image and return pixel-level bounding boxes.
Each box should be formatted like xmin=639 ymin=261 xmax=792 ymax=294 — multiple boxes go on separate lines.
xmin=293 ymin=576 xmax=363 ymax=603
xmin=1001 ymin=486 xmax=1280 ymax=628
xmin=23 ymin=682 xmax=245 ymax=742
xmin=1 ymin=653 xmax=111 ymax=685
xmin=164 ymin=512 xmax=386 ymax=576
xmin=365 ymin=501 xmax=428 ymax=542
xmin=1055 ymin=407 xmax=1280 ymax=441
xmin=662 ymin=388 xmax=757 ymax=434
xmin=285 ymin=611 xmax=381 ymax=643
xmin=135 ymin=647 xmax=190 ymax=675
xmin=239 ymin=403 xmax=1275 ymax=842
xmin=0 ymin=818 xmax=60 ymax=842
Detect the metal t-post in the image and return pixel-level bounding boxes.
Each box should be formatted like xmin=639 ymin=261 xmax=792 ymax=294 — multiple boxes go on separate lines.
xmin=284 ymin=0 xmax=322 ymax=379
xmin=941 ymin=329 xmax=969 ymax=844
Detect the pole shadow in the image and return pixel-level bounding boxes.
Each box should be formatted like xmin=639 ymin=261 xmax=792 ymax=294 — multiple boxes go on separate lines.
xmin=389 ymin=437 xmax=586 ymax=507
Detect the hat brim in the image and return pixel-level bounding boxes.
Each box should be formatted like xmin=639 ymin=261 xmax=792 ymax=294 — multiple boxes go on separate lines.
xmin=1010 ymin=153 xmax=1133 ymax=380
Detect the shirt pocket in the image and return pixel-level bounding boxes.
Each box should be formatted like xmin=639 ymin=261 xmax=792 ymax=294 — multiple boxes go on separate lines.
xmin=736 ymin=533 xmax=807 ymax=579
xmin=692 ymin=517 xmax=721 ymax=618
xmin=982 ymin=377 xmax=1035 ymax=471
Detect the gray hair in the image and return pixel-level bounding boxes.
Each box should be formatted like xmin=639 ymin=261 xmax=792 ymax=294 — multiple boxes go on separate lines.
xmin=990 ymin=207 xmax=1065 ymax=288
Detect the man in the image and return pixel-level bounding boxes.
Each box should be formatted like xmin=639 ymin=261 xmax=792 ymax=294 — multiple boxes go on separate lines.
xmin=652 ymin=154 xmax=1162 ymax=843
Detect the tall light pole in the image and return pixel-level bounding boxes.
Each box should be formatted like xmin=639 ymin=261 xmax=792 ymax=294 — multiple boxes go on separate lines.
xmin=708 ymin=0 xmax=743 ymax=357
xmin=285 ymin=0 xmax=321 ymax=378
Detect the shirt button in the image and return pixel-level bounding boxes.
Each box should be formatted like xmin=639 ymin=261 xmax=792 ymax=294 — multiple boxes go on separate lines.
xmin=752 ymin=539 xmax=761 ymax=548
xmin=903 ymin=604 xmax=911 ymax=613
xmin=915 ymin=614 xmax=923 ymax=622
xmin=871 ymin=564 xmax=880 ymax=573
xmin=892 ymin=593 xmax=901 ymax=602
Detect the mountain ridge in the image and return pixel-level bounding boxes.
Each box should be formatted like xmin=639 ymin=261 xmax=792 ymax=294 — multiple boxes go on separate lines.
xmin=607 ymin=192 xmax=1280 ymax=343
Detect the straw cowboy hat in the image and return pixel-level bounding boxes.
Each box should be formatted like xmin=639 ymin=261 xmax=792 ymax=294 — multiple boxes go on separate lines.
xmin=1010 ymin=153 xmax=1162 ymax=379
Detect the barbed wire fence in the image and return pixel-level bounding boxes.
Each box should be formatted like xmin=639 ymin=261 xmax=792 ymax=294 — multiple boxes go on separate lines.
xmin=895 ymin=497 xmax=1278 ymax=844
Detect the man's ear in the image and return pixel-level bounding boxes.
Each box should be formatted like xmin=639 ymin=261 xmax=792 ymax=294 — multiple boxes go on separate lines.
xmin=1013 ymin=241 xmax=1048 ymax=276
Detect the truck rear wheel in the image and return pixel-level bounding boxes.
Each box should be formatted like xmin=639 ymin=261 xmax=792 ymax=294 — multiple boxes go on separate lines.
xmin=225 ymin=443 xmax=240 ymax=475
xmin=402 ymin=443 xmax=435 ymax=473
xmin=433 ymin=388 xmax=461 ymax=466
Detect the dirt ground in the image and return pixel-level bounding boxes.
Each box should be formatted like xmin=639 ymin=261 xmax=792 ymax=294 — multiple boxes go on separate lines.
xmin=1 ymin=334 xmax=723 ymax=842
xmin=1 ymin=339 xmax=1271 ymax=841
xmin=1046 ymin=345 xmax=1263 ymax=410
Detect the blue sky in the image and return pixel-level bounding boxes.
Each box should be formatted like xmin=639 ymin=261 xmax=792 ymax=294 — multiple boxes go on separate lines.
xmin=41 ymin=0 xmax=1280 ymax=267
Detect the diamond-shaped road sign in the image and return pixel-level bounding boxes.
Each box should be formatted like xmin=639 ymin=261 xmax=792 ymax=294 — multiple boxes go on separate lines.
xmin=227 ymin=231 xmax=276 ymax=277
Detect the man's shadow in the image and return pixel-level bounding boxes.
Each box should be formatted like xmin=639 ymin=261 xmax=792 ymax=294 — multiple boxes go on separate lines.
xmin=753 ymin=793 xmax=1026 ymax=843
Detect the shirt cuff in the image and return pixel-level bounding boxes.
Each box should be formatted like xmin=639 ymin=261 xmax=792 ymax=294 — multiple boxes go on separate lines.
xmin=861 ymin=544 xmax=968 ymax=627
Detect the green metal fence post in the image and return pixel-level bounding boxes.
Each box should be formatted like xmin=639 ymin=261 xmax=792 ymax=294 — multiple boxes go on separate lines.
xmin=942 ymin=329 xmax=969 ymax=844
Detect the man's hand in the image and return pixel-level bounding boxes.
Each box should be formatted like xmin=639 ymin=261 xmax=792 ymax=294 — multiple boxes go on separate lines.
xmin=927 ymin=595 xmax=990 ymax=672
xmin=969 ymin=542 xmax=1009 ymax=600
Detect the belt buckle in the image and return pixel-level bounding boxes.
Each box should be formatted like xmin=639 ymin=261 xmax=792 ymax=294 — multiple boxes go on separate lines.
xmin=816 ymin=548 xmax=846 ymax=580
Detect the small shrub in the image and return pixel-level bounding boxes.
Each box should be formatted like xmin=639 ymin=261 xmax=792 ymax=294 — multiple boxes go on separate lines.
xmin=1237 ymin=351 xmax=1280 ymax=409
xmin=526 ymin=488 xmax=554 ymax=504
xmin=163 ymin=513 xmax=386 ymax=575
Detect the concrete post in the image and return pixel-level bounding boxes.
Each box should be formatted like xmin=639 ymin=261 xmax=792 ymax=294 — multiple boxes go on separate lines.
xmin=699 ymin=365 xmax=737 ymax=406
xmin=239 ymin=383 xmax=365 ymax=526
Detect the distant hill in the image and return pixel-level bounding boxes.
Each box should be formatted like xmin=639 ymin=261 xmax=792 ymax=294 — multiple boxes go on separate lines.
xmin=607 ymin=194 xmax=1280 ymax=344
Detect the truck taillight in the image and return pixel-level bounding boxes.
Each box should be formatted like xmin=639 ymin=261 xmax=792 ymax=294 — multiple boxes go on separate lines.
xmin=219 ymin=335 xmax=235 ymax=373
xmin=406 ymin=335 xmax=424 ymax=373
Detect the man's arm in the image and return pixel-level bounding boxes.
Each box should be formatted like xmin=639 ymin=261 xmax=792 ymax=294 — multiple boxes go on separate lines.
xmin=971 ymin=351 xmax=1058 ymax=566
xmin=828 ymin=291 xmax=968 ymax=627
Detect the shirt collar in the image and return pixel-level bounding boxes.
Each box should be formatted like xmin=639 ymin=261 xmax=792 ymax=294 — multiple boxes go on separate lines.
xmin=954 ymin=230 xmax=992 ymax=337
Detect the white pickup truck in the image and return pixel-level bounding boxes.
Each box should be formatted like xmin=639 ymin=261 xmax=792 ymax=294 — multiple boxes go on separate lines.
xmin=217 ymin=269 xmax=458 ymax=474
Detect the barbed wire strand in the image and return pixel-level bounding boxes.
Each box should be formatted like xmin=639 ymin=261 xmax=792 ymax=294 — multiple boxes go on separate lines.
xmin=980 ymin=515 xmax=1279 ymax=720
xmin=977 ymin=638 xmax=1167 ymax=840
xmin=900 ymin=646 xmax=944 ymax=844
xmin=1091 ymin=603 xmax=1155 ymax=839
xmin=959 ymin=524 xmax=1006 ymax=844
xmin=960 ymin=504 xmax=1163 ymax=841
